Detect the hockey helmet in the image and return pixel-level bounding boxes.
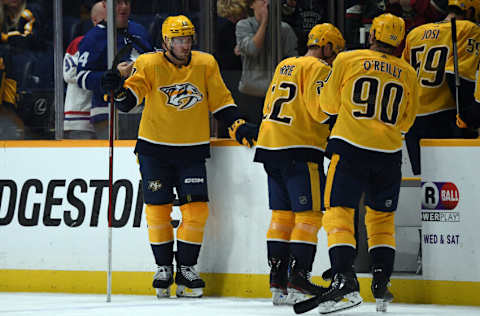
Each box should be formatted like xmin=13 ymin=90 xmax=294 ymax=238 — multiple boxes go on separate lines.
xmin=307 ymin=23 xmax=345 ymax=54
xmin=162 ymin=15 xmax=196 ymax=47
xmin=370 ymin=13 xmax=405 ymax=47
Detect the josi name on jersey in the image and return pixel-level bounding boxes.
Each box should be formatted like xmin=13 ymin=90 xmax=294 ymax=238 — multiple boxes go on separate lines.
xmin=159 ymin=82 xmax=203 ymax=110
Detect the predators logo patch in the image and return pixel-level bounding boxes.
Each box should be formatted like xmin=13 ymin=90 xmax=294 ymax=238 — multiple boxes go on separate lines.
xmin=159 ymin=82 xmax=203 ymax=110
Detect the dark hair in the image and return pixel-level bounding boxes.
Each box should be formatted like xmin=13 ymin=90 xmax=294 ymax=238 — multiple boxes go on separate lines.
xmin=448 ymin=5 xmax=466 ymax=16
xmin=376 ymin=40 xmax=396 ymax=51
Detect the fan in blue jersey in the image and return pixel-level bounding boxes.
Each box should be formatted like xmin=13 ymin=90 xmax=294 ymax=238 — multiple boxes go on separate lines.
xmin=76 ymin=0 xmax=152 ymax=138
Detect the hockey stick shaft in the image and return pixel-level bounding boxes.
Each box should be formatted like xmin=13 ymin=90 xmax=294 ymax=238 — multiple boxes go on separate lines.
xmin=106 ymin=92 xmax=115 ymax=302
xmin=293 ymin=295 xmax=323 ymax=314
xmin=451 ymin=17 xmax=460 ymax=115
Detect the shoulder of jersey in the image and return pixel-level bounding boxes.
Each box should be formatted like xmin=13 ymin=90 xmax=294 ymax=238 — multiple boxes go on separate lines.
xmin=128 ymin=20 xmax=148 ymax=33
xmin=82 ymin=23 xmax=106 ymax=42
xmin=336 ymin=49 xmax=366 ymax=61
xmin=191 ymin=50 xmax=216 ymax=64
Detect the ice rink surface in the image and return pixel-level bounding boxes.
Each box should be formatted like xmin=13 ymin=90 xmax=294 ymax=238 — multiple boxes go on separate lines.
xmin=1 ymin=293 xmax=480 ymax=316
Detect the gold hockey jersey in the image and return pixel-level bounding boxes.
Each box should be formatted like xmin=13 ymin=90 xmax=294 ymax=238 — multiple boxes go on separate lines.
xmin=125 ymin=51 xmax=235 ymax=147
xmin=402 ymin=20 xmax=480 ymax=116
xmin=254 ymin=56 xmax=331 ymax=163
xmin=320 ymin=49 xmax=418 ymax=154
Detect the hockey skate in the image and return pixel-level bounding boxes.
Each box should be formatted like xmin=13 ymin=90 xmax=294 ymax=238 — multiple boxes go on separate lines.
xmin=286 ymin=269 xmax=327 ymax=305
xmin=268 ymin=257 xmax=289 ymax=305
xmin=153 ymin=265 xmax=173 ymax=298
xmin=317 ymin=272 xmax=363 ymax=314
xmin=371 ymin=266 xmax=394 ymax=312
xmin=175 ymin=265 xmax=205 ymax=298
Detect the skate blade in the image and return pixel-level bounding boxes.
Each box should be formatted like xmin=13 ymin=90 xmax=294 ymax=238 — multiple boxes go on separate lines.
xmin=176 ymin=285 xmax=203 ymax=298
xmin=376 ymin=297 xmax=393 ymax=312
xmin=286 ymin=288 xmax=311 ymax=305
xmin=318 ymin=292 xmax=362 ymax=314
xmin=155 ymin=287 xmax=171 ymax=298
xmin=271 ymin=288 xmax=289 ymax=305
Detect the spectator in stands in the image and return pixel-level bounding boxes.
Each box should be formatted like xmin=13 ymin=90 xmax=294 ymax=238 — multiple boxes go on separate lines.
xmin=235 ymin=0 xmax=297 ymax=125
xmin=0 ymin=3 xmax=22 ymax=139
xmin=387 ymin=0 xmax=446 ymax=55
xmin=63 ymin=1 xmax=106 ymax=139
xmin=281 ymin=0 xmax=328 ymax=55
xmin=216 ymin=0 xmax=249 ymax=137
xmin=344 ymin=0 xmax=446 ymax=55
xmin=1 ymin=0 xmax=45 ymax=51
xmin=76 ymin=0 xmax=152 ymax=139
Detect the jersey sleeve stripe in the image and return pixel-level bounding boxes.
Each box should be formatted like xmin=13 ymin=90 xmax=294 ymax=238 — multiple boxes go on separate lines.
xmin=211 ymin=103 xmax=237 ymax=114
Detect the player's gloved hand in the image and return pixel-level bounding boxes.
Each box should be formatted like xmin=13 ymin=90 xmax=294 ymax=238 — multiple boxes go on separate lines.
xmin=101 ymin=69 xmax=123 ymax=94
xmin=228 ymin=119 xmax=258 ymax=148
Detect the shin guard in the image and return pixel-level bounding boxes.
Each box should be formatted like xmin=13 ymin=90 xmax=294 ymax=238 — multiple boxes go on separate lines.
xmin=323 ymin=206 xmax=356 ymax=248
xmin=365 ymin=206 xmax=396 ymax=250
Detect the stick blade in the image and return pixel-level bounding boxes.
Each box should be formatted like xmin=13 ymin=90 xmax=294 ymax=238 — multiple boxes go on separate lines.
xmin=293 ymin=295 xmax=322 ymax=314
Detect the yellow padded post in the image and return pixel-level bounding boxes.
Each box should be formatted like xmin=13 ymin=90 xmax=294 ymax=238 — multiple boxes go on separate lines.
xmin=322 ymin=206 xmax=356 ymax=248
xmin=177 ymin=202 xmax=209 ymax=244
xmin=365 ymin=206 xmax=396 ymax=250
xmin=145 ymin=204 xmax=174 ymax=244
xmin=290 ymin=211 xmax=323 ymax=244
xmin=266 ymin=210 xmax=295 ymax=241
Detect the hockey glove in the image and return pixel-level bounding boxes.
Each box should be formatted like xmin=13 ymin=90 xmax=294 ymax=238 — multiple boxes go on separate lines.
xmin=228 ymin=119 xmax=258 ymax=148
xmin=101 ymin=69 xmax=123 ymax=94
xmin=457 ymin=105 xmax=480 ymax=129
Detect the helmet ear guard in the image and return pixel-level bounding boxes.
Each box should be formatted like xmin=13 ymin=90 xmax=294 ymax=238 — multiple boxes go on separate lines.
xmin=370 ymin=13 xmax=405 ymax=47
xmin=162 ymin=15 xmax=196 ymax=49
xmin=307 ymin=23 xmax=345 ymax=54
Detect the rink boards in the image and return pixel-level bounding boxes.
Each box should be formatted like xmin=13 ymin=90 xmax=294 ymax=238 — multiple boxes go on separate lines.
xmin=0 ymin=139 xmax=479 ymax=306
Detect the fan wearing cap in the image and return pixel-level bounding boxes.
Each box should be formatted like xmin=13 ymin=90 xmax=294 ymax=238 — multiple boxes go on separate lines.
xmin=314 ymin=13 xmax=418 ymax=314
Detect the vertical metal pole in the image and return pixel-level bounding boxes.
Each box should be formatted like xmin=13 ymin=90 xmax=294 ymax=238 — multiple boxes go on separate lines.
xmin=268 ymin=0 xmax=281 ymax=79
xmin=53 ymin=0 xmax=64 ymax=140
xmin=328 ymin=0 xmax=335 ymax=24
xmin=336 ymin=0 xmax=345 ymax=35
xmin=203 ymin=0 xmax=214 ymax=53
xmin=106 ymin=0 xmax=117 ymax=303
xmin=203 ymin=0 xmax=218 ymax=137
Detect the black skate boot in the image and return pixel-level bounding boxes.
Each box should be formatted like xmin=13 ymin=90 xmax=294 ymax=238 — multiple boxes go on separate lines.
xmin=268 ymin=257 xmax=289 ymax=305
xmin=371 ymin=266 xmax=394 ymax=312
xmin=286 ymin=268 xmax=327 ymax=304
xmin=175 ymin=265 xmax=205 ymax=298
xmin=152 ymin=265 xmax=173 ymax=298
xmin=321 ymin=268 xmax=333 ymax=281
xmin=317 ymin=271 xmax=362 ymax=314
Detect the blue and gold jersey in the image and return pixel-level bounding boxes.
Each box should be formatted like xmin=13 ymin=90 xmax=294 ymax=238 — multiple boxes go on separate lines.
xmin=254 ymin=56 xmax=331 ymax=163
xmin=125 ymin=50 xmax=236 ymax=159
xmin=403 ymin=20 xmax=480 ymax=116
xmin=320 ymin=49 xmax=418 ymax=159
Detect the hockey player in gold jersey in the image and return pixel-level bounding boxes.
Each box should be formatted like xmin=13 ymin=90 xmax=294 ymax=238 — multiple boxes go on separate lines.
xmin=101 ymin=15 xmax=258 ymax=299
xmin=402 ymin=0 xmax=480 ymax=175
xmin=313 ymin=14 xmax=418 ymax=314
xmin=254 ymin=23 xmax=345 ymax=305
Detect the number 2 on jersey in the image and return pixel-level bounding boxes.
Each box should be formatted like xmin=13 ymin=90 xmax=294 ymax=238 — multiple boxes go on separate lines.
xmin=265 ymin=82 xmax=297 ymax=125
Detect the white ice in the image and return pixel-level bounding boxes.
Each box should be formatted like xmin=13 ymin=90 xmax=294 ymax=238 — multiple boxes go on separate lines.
xmin=1 ymin=293 xmax=480 ymax=316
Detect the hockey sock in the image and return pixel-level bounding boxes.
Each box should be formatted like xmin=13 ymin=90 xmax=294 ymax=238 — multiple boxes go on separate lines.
xmin=329 ymin=245 xmax=356 ymax=275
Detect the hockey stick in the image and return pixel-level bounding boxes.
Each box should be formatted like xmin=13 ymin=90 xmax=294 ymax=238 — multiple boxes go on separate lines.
xmin=293 ymin=295 xmax=324 ymax=314
xmin=106 ymin=41 xmax=135 ymax=303
xmin=451 ymin=17 xmax=467 ymax=128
